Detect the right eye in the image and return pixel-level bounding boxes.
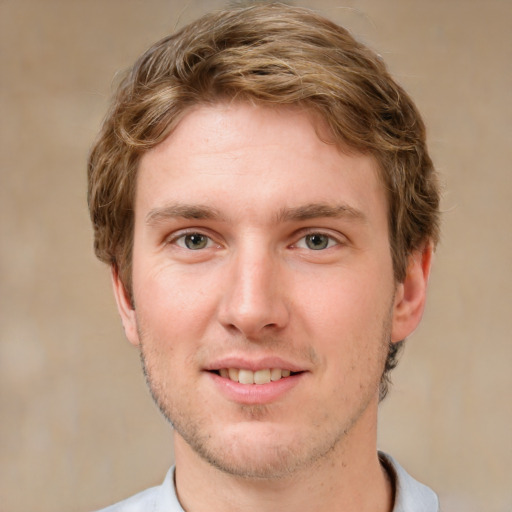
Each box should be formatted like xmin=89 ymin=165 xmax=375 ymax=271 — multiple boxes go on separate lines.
xmin=174 ymin=233 xmax=214 ymax=250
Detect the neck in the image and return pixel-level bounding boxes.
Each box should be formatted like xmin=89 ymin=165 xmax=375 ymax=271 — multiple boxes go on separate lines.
xmin=172 ymin=404 xmax=393 ymax=512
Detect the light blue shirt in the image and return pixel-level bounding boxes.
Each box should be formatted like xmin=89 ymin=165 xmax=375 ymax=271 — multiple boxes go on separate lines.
xmin=94 ymin=452 xmax=439 ymax=512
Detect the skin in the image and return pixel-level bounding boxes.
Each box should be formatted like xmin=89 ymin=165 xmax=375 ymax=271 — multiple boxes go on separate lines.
xmin=113 ymin=102 xmax=432 ymax=512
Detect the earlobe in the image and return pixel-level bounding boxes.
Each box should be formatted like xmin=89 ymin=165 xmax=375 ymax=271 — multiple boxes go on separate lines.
xmin=111 ymin=266 xmax=140 ymax=347
xmin=391 ymin=243 xmax=433 ymax=343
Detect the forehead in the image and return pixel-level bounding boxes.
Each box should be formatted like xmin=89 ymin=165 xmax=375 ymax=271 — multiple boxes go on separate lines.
xmin=136 ymin=102 xmax=386 ymax=224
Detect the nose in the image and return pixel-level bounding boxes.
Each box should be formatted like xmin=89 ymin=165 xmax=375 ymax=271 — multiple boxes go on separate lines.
xmin=217 ymin=246 xmax=290 ymax=339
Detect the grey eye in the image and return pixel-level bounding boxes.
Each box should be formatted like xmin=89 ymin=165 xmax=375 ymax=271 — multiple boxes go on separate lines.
xmin=183 ymin=233 xmax=209 ymax=250
xmin=305 ymin=234 xmax=330 ymax=250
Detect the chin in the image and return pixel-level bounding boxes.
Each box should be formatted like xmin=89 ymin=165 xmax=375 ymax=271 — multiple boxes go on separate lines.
xmin=191 ymin=437 xmax=315 ymax=480
xmin=175 ymin=418 xmax=344 ymax=480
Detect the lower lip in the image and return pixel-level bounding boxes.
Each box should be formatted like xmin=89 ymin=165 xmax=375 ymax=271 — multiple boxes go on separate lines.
xmin=207 ymin=372 xmax=305 ymax=405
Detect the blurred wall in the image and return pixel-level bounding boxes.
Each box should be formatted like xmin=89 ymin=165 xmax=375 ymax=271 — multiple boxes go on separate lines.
xmin=1 ymin=1 xmax=510 ymax=511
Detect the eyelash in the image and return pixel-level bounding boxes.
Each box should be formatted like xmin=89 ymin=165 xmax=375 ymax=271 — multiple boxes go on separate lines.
xmin=167 ymin=229 xmax=343 ymax=251
xmin=293 ymin=231 xmax=341 ymax=251
xmin=168 ymin=230 xmax=219 ymax=250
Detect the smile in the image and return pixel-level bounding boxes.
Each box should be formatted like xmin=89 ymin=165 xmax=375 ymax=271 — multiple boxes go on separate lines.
xmin=216 ymin=368 xmax=294 ymax=385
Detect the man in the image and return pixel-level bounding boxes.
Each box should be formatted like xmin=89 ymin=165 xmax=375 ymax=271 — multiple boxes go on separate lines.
xmin=88 ymin=3 xmax=440 ymax=511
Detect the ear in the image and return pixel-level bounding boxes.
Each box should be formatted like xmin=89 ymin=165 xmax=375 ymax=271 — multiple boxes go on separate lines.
xmin=391 ymin=243 xmax=434 ymax=343
xmin=111 ymin=266 xmax=141 ymax=347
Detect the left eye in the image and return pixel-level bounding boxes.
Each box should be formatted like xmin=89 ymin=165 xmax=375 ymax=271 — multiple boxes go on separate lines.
xmin=175 ymin=233 xmax=213 ymax=250
xmin=296 ymin=233 xmax=338 ymax=250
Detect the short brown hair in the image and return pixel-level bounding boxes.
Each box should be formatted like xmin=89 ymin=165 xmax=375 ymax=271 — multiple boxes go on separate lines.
xmin=88 ymin=2 xmax=440 ymax=399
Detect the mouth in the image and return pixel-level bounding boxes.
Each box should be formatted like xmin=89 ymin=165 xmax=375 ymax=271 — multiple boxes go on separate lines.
xmin=211 ymin=368 xmax=300 ymax=385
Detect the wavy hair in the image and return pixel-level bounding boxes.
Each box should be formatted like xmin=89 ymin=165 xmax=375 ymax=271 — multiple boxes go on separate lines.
xmin=88 ymin=2 xmax=440 ymax=400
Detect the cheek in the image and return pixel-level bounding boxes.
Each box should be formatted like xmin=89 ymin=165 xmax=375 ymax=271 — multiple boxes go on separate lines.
xmin=296 ymin=269 xmax=392 ymax=329
xmin=134 ymin=263 xmax=220 ymax=329
xmin=294 ymin=270 xmax=393 ymax=375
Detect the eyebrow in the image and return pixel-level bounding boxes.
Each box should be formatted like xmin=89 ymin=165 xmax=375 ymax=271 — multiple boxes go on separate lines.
xmin=275 ymin=203 xmax=367 ymax=223
xmin=145 ymin=204 xmax=224 ymax=225
xmin=145 ymin=201 xmax=366 ymax=226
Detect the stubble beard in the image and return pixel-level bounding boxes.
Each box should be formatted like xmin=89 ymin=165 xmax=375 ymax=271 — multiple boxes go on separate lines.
xmin=136 ymin=312 xmax=392 ymax=481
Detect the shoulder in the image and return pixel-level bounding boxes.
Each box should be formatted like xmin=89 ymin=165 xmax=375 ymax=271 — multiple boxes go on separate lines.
xmin=379 ymin=452 xmax=440 ymax=512
xmin=92 ymin=467 xmax=183 ymax=512
xmin=93 ymin=486 xmax=160 ymax=512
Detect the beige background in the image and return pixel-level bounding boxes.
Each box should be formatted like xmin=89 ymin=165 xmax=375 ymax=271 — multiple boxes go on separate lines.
xmin=1 ymin=1 xmax=511 ymax=511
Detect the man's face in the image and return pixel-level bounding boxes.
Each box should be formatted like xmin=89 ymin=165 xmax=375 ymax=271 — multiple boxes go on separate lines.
xmin=115 ymin=103 xmax=417 ymax=479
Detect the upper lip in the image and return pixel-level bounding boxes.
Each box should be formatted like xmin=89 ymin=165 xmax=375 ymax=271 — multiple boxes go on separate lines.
xmin=204 ymin=356 xmax=308 ymax=373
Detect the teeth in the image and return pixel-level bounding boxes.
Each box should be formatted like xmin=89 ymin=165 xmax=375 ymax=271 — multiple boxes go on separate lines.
xmin=254 ymin=369 xmax=271 ymax=384
xmin=270 ymin=368 xmax=282 ymax=381
xmin=228 ymin=368 xmax=239 ymax=381
xmin=238 ymin=369 xmax=254 ymax=384
xmin=219 ymin=368 xmax=293 ymax=385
